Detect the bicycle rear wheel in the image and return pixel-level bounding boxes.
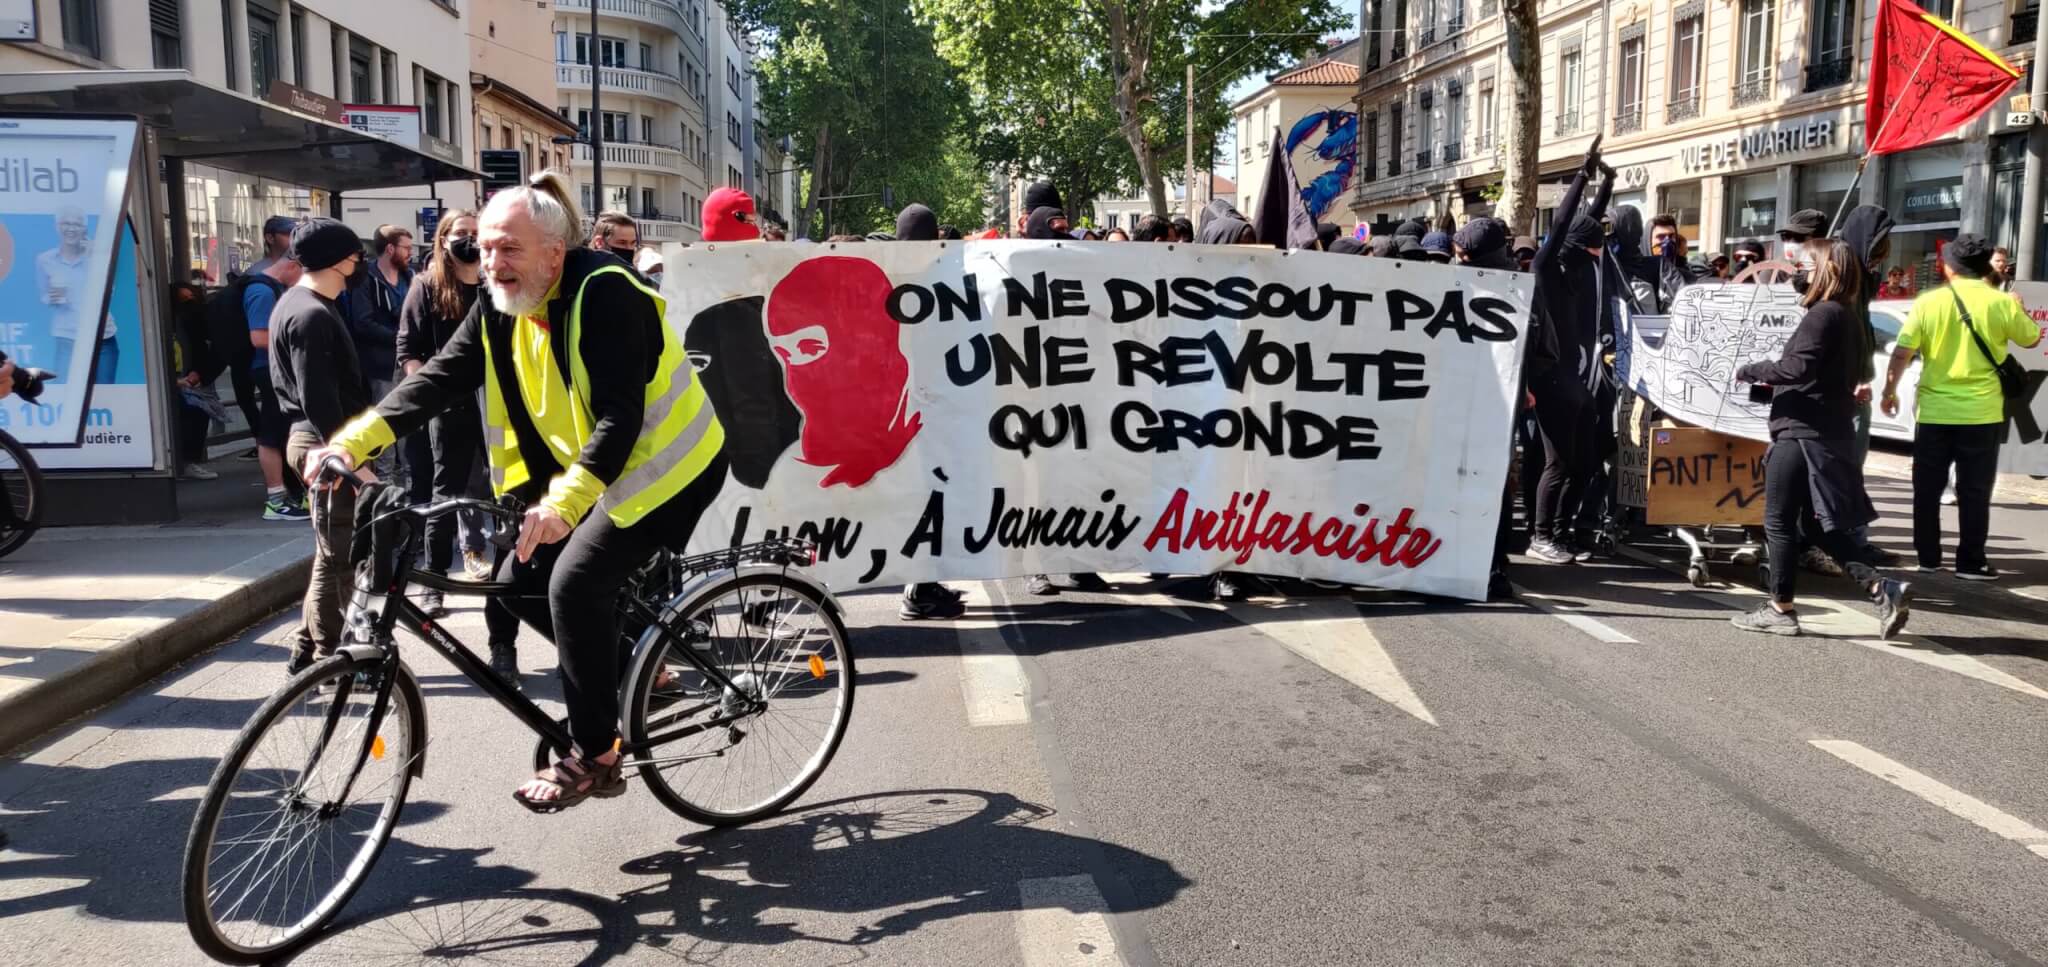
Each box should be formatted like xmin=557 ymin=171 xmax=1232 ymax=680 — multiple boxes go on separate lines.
xmin=0 ymin=429 xmax=43 ymax=559
xmin=182 ymin=654 xmax=419 ymax=964
xmin=624 ymin=573 xmax=854 ymax=826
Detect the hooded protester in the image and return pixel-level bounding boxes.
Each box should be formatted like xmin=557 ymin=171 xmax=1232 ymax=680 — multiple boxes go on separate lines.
xmin=1024 ymin=206 xmax=1070 ymax=240
xmin=1023 ymin=180 xmax=1063 ymax=214
xmin=1171 ymin=216 xmax=1195 ymax=243
xmin=1524 ymin=158 xmax=1614 ymax=565
xmin=1316 ymin=222 xmax=1342 ymax=251
xmin=1394 ymin=217 xmax=1429 ymax=241
xmin=895 ymin=203 xmax=939 ymax=242
xmin=1420 ymin=231 xmax=1455 ymax=263
xmin=1367 ymin=236 xmax=1399 ymax=258
xmin=702 ymin=187 xmax=761 ymax=242
xmin=1195 ymin=198 xmax=1258 ymax=245
xmin=1328 ymin=236 xmax=1366 ymax=255
xmin=1453 ymin=218 xmax=1518 ymax=271
xmin=1829 ymin=203 xmax=1903 ymax=566
xmin=1605 ymin=207 xmax=1668 ymax=313
xmin=1395 ymin=237 xmax=1433 ymax=261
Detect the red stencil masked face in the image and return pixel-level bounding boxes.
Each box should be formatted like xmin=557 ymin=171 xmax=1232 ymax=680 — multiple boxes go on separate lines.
xmin=766 ymin=256 xmax=922 ymax=487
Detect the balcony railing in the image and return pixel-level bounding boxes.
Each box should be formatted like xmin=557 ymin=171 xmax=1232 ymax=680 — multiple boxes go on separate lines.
xmin=1554 ymin=112 xmax=1581 ymax=136
xmin=1803 ymin=57 xmax=1853 ymax=92
xmin=1388 ymin=159 xmax=1402 ymax=177
xmin=1613 ymin=107 xmax=1644 ymax=135
xmin=1442 ymin=142 xmax=1463 ymax=164
xmin=1392 ymin=35 xmax=1408 ymax=59
xmin=1361 ymin=161 xmax=1377 ymax=183
xmin=1667 ymin=94 xmax=1701 ymax=124
xmin=572 ymin=141 xmax=687 ymax=172
xmin=1415 ymin=148 xmax=1433 ymax=170
xmin=1367 ymin=47 xmax=1382 ymax=72
xmin=1733 ymin=74 xmax=1773 ymax=106
xmin=552 ymin=0 xmax=688 ymax=40
xmin=1447 ymin=14 xmax=1465 ymax=35
xmin=1420 ymin=26 xmax=1436 ymax=46
xmin=557 ymin=63 xmax=689 ymax=106
xmin=2015 ymin=6 xmax=2039 ymax=44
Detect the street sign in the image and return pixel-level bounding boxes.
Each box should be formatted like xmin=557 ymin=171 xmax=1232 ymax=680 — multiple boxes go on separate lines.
xmin=343 ymin=104 xmax=422 ymax=150
xmin=480 ymin=149 xmax=523 ymax=196
xmin=418 ymin=206 xmax=442 ymax=239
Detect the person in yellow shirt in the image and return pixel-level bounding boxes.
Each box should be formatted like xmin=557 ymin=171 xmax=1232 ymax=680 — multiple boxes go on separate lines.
xmin=303 ymin=172 xmax=727 ymax=812
xmin=1880 ymin=234 xmax=2043 ymax=581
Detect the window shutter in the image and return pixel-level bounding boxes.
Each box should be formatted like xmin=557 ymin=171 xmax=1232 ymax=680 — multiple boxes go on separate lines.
xmin=150 ymin=0 xmax=180 ymax=33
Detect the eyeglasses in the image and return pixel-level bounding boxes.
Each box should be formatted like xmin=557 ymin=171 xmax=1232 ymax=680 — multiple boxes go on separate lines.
xmin=733 ymin=211 xmax=753 ymax=224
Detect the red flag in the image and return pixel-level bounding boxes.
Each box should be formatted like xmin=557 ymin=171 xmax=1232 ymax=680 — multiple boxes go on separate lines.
xmin=1866 ymin=0 xmax=2021 ymax=155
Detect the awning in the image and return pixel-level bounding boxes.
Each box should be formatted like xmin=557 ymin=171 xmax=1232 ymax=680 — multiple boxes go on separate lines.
xmin=0 ymin=70 xmax=482 ymax=193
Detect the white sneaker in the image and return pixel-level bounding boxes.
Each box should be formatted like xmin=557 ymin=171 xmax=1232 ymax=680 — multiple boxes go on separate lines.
xmin=1941 ymin=490 xmax=1958 ymax=506
xmin=179 ymin=463 xmax=219 ymax=481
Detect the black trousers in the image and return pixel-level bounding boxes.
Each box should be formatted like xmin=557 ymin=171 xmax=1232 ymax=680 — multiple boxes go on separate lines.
xmin=1764 ymin=440 xmax=1880 ymax=604
xmin=423 ymin=407 xmax=483 ymax=574
xmin=489 ymin=455 xmax=727 ymax=758
xmin=1530 ymin=375 xmax=1595 ymax=542
xmin=1912 ymin=422 xmax=2001 ymax=571
xmin=176 ymin=400 xmax=211 ymax=465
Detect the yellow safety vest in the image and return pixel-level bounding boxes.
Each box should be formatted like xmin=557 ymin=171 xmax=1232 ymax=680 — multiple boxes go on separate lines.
xmin=480 ymin=264 xmax=724 ymax=527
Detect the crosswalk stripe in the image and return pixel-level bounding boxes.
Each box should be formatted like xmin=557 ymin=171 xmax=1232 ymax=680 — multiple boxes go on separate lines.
xmin=1015 ymin=875 xmax=1128 ymax=967
xmin=1096 ymin=573 xmax=1202 ymax=622
xmin=1229 ymin=599 xmax=1439 ymax=727
xmin=1515 ymin=588 xmax=1640 ymax=643
xmin=1811 ymin=739 xmax=2048 ymax=861
xmin=956 ymin=581 xmax=1031 ymax=727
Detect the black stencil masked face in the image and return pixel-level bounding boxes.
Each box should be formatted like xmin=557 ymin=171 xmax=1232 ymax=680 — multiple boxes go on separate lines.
xmin=684 ymin=296 xmax=802 ymax=489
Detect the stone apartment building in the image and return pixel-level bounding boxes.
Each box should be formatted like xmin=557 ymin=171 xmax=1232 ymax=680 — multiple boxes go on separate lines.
xmin=1351 ymin=0 xmax=2039 ymax=286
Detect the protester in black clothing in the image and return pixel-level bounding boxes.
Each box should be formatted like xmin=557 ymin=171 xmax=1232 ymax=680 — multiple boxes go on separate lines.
xmin=1134 ymin=215 xmax=1173 ymax=242
xmin=1315 ymin=222 xmax=1341 ymax=251
xmin=1327 ymin=236 xmax=1365 ymax=255
xmin=1195 ymin=199 xmax=1257 ymax=245
xmin=1170 ymin=216 xmax=1195 ymax=243
xmin=891 ymin=203 xmax=969 ymax=620
xmin=1453 ymin=218 xmax=1518 ymax=271
xmin=396 ymin=210 xmax=491 ymax=619
xmin=271 ymin=219 xmax=374 ymax=673
xmin=1393 ymin=217 xmax=1428 ymax=241
xmin=1525 ymin=157 xmax=1613 ymax=564
xmin=1729 ymin=239 xmax=1769 ymax=281
xmin=1733 ymin=239 xmax=1912 ymax=639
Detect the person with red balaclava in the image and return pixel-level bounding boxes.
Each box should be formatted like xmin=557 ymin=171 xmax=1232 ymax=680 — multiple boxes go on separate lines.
xmin=703 ymin=187 xmax=762 ymax=243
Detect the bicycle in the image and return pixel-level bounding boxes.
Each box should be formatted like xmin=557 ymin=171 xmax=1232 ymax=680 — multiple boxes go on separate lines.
xmin=0 ymin=425 xmax=43 ymax=559
xmin=179 ymin=465 xmax=856 ymax=964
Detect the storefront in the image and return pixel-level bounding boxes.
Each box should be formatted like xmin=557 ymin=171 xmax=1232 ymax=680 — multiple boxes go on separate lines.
xmin=1885 ymin=141 xmax=1966 ymax=292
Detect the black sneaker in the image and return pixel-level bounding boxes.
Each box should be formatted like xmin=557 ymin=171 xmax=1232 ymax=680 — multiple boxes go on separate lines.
xmin=1526 ymin=538 xmax=1575 ymax=565
xmin=1732 ymin=604 xmax=1801 ymax=637
xmin=286 ymin=651 xmax=315 ymax=677
xmin=1069 ymin=573 xmax=1111 ymax=592
xmin=413 ymin=589 xmax=446 ymax=617
xmin=1799 ymin=547 xmax=1846 ymax=578
xmin=1875 ymin=580 xmax=1913 ymax=641
xmin=1211 ymin=573 xmax=1243 ymax=601
xmin=933 ymin=583 xmax=966 ymax=603
xmin=1026 ymin=574 xmax=1060 ymax=596
xmin=1867 ymin=545 xmax=1902 ymax=567
xmin=898 ymin=589 xmax=966 ymax=620
xmin=1955 ymin=564 xmax=2001 ymax=582
xmin=489 ymin=642 xmax=521 ymax=691
xmin=1487 ymin=571 xmax=1516 ymax=601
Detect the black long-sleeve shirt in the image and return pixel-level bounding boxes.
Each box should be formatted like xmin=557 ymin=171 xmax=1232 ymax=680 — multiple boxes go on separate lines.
xmin=368 ymin=250 xmax=661 ymax=500
xmin=1738 ymin=299 xmax=1869 ymax=441
xmin=270 ymin=286 xmax=370 ymax=440
xmin=396 ymin=278 xmax=480 ymax=370
xmin=1531 ymin=167 xmax=1610 ymax=391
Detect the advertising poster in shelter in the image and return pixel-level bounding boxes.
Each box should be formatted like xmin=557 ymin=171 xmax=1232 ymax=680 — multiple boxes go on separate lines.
xmin=663 ymin=241 xmax=1532 ymax=601
xmin=0 ymin=116 xmax=138 ymax=445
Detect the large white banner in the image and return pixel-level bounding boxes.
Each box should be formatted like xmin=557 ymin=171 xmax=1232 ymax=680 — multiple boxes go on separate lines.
xmin=663 ymin=241 xmax=1531 ymax=601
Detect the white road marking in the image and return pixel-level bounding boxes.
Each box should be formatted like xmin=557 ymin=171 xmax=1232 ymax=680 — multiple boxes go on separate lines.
xmin=1231 ymin=600 xmax=1439 ymax=726
xmin=1515 ymin=588 xmax=1640 ymax=643
xmin=1811 ymin=740 xmax=2048 ymax=861
xmin=956 ymin=581 xmax=1031 ymax=727
xmin=1096 ymin=573 xmax=1201 ymax=622
xmin=1695 ymin=586 xmax=2048 ymax=704
xmin=1015 ymin=875 xmax=1128 ymax=967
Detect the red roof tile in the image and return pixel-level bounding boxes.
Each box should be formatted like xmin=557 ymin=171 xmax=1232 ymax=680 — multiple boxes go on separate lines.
xmin=1272 ymin=59 xmax=1359 ymax=86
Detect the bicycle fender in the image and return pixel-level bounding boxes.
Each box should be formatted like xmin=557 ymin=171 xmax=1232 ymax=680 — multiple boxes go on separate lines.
xmin=336 ymin=647 xmax=429 ymax=779
xmin=620 ymin=564 xmax=844 ymax=706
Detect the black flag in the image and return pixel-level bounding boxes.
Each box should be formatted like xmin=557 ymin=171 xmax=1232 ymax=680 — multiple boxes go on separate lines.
xmin=1253 ymin=125 xmax=1319 ymax=250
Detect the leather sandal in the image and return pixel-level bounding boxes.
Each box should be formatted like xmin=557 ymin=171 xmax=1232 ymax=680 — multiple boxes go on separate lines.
xmin=512 ymin=753 xmax=626 ymax=814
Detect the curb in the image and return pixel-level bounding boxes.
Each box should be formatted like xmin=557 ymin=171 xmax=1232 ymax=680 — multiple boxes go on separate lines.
xmin=0 ymin=540 xmax=311 ymax=755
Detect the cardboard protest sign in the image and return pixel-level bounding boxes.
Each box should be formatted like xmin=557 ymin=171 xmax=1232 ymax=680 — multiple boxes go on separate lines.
xmin=661 ymin=241 xmax=1532 ymax=601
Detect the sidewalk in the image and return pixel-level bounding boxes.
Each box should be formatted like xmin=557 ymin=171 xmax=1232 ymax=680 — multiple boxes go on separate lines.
xmin=0 ymin=455 xmax=311 ymax=753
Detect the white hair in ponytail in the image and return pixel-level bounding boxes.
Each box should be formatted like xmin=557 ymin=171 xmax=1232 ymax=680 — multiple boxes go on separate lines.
xmin=484 ymin=169 xmax=582 ymax=249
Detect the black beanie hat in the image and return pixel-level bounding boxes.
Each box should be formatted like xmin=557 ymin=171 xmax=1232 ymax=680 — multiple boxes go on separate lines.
xmin=288 ymin=217 xmax=362 ymax=272
xmin=895 ymin=203 xmax=938 ymax=241
xmin=1023 ymin=181 xmax=1063 ymax=214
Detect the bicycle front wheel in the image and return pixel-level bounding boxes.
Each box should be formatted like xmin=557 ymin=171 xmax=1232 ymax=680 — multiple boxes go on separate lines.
xmin=625 ymin=573 xmax=854 ymax=826
xmin=0 ymin=429 xmax=43 ymax=559
xmin=182 ymin=654 xmax=419 ymax=964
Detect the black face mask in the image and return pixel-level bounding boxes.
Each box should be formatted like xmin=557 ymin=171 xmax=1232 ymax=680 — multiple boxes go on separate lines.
xmin=447 ymin=236 xmax=480 ymax=265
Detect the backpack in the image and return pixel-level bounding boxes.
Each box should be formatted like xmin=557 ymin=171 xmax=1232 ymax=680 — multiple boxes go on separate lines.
xmin=204 ymin=274 xmax=284 ymax=376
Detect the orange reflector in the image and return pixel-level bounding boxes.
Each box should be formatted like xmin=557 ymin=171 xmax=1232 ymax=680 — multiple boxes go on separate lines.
xmin=370 ymin=736 xmax=386 ymax=760
xmin=808 ymin=655 xmax=826 ymax=679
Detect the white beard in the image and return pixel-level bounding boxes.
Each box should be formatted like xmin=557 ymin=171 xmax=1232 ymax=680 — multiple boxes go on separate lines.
xmin=486 ymin=277 xmax=544 ymax=317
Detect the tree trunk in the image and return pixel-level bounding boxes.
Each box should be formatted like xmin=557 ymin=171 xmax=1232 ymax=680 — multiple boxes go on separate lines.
xmin=800 ymin=122 xmax=830 ymax=240
xmin=1496 ymin=0 xmax=1542 ymax=235
xmin=1102 ymin=0 xmax=1169 ymax=215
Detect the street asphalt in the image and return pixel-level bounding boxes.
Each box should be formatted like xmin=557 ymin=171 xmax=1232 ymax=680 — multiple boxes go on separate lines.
xmin=1 ymin=548 xmax=2046 ymax=966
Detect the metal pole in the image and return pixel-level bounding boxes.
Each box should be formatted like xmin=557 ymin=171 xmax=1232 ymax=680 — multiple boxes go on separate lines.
xmin=2019 ymin=11 xmax=2048 ymax=280
xmin=1185 ymin=62 xmax=1196 ymax=218
xmin=589 ymin=0 xmax=604 ymax=218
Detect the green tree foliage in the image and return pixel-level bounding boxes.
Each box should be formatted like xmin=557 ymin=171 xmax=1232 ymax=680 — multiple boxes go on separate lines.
xmin=731 ymin=0 xmax=973 ymax=237
xmin=921 ymin=0 xmax=1345 ymax=218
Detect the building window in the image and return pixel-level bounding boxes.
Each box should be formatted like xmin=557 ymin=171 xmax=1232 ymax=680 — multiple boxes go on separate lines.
xmin=1476 ymin=81 xmax=1495 ymax=149
xmin=1660 ymin=181 xmax=1702 ymax=252
xmin=249 ymin=3 xmax=280 ymax=97
xmin=1417 ymin=89 xmax=1436 ymax=169
xmin=1724 ymin=171 xmax=1779 ymax=243
xmin=523 ymin=138 xmax=535 ymax=175
xmin=1736 ymin=0 xmax=1775 ymax=105
xmin=728 ymin=60 xmax=742 ymax=95
xmin=1364 ymin=112 xmax=1379 ymax=180
xmin=1806 ymin=0 xmax=1854 ymax=91
xmin=1393 ymin=0 xmax=1410 ymax=57
xmin=578 ymin=110 xmax=629 ymax=143
xmin=1615 ymin=28 xmax=1645 ymax=133
xmin=728 ymin=165 xmax=743 ymax=188
xmin=727 ymin=112 xmax=741 ymax=146
xmin=349 ymin=40 xmax=373 ymax=102
xmin=1668 ymin=4 xmax=1704 ymax=121
xmin=1367 ymin=0 xmax=1383 ymax=70
xmin=1795 ymin=158 xmax=1859 ymax=221
xmin=576 ymin=34 xmax=627 ymax=67
xmin=1390 ymin=102 xmax=1404 ymax=176
xmin=1556 ymin=46 xmax=1583 ymax=134
xmin=290 ymin=9 xmax=306 ymax=86
xmin=1447 ymin=0 xmax=1464 ymax=34
xmin=423 ymin=76 xmax=445 ymax=138
xmin=60 ymin=0 xmax=100 ymax=59
xmin=642 ymin=187 xmax=656 ymax=217
xmin=1918 ymin=0 xmax=1955 ymax=19
xmin=150 ymin=0 xmax=183 ymax=68
xmin=1445 ymin=81 xmax=1464 ymax=163
xmin=640 ymin=42 xmax=654 ymax=71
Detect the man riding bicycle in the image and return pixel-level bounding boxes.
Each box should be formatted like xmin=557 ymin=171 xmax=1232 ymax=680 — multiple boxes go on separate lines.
xmin=305 ymin=171 xmax=727 ymax=812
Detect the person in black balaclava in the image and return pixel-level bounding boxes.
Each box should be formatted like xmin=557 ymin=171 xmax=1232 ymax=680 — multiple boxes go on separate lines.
xmin=890 ymin=203 xmax=971 ymax=619
xmin=1605 ymin=207 xmax=1667 ymax=314
xmin=1453 ymin=217 xmax=1518 ymax=271
xmin=1328 ymin=236 xmax=1366 ymax=255
xmin=1024 ymin=206 xmax=1071 ymax=240
xmin=1023 ymin=180 xmax=1062 ymax=214
xmin=1316 ymin=222 xmax=1341 ymax=251
xmin=1525 ymin=157 xmax=1615 ymax=566
xmin=1394 ymin=217 xmax=1429 ymax=242
xmin=1196 ymin=198 xmax=1258 ymax=245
